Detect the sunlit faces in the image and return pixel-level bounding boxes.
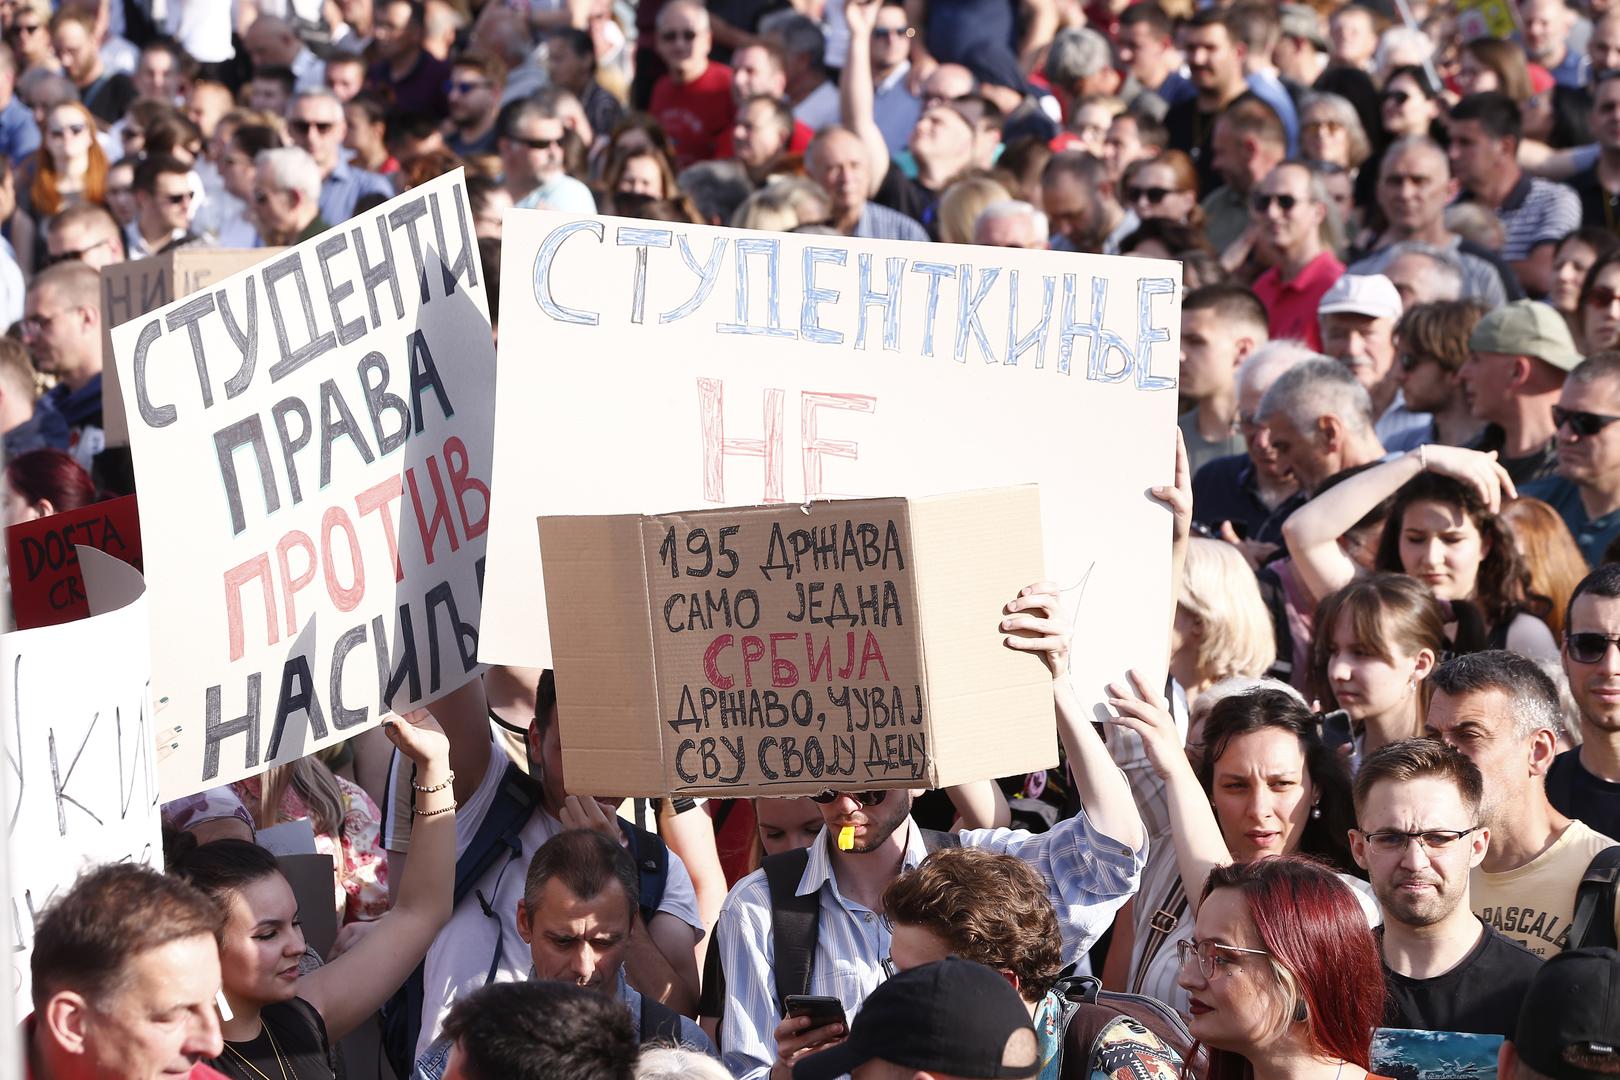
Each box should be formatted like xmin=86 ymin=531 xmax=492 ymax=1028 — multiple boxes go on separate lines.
xmin=909 ymin=104 xmax=973 ymax=165
xmin=1260 ymin=408 xmax=1331 ymax=491
xmin=808 ymin=129 xmax=869 ymax=219
xmin=1125 ymin=160 xmax=1194 ymax=222
xmin=447 ymin=65 xmax=497 ymax=127
xmin=1252 ymin=163 xmax=1322 ymax=258
xmin=1424 ymin=687 xmax=1533 ymax=818
xmin=1177 ymin=887 xmax=1289 ymax=1054
xmin=1591 ymin=15 xmax=1620 ymax=75
xmin=288 ymin=96 xmax=345 ymax=174
xmin=218 ymin=874 xmax=306 ymax=1008
xmin=43 ymin=103 xmax=92 ymax=168
xmin=1397 ymin=350 xmax=1459 ymax=415
xmin=815 ymin=788 xmax=912 ymax=853
xmin=1300 ymin=106 xmax=1349 ymax=167
xmin=1563 ymin=591 xmax=1620 ymax=734
xmin=1454 ymin=50 xmax=1500 ymax=98
xmin=501 ymin=115 xmax=566 ymax=189
xmin=1457 ymin=349 xmax=1518 ymax=424
xmin=1209 ymin=728 xmax=1316 ymax=862
xmin=1182 ymin=23 xmax=1240 ymax=93
xmin=21 ymin=284 xmax=88 ymax=378
xmin=1554 ymin=372 xmax=1620 ymax=488
xmin=517 ymin=877 xmax=633 ymax=991
xmin=1381 ymin=73 xmax=1439 ymax=138
xmin=1115 ymin=19 xmax=1172 ymax=84
xmin=887 ymin=922 xmax=953 ymax=976
xmin=1592 ymin=75 xmax=1620 ymax=154
xmin=655 ymin=4 xmax=710 ymax=83
xmin=1103 ymin=115 xmax=1150 ymax=182
xmin=144 ymin=170 xmax=194 ymax=233
xmin=1068 ymin=102 xmax=1113 ymax=158
xmin=1326 ymin=609 xmax=1429 ymax=723
xmin=1397 ymin=499 xmax=1488 ymax=602
xmin=1321 ymin=312 xmax=1398 ymax=395
xmin=870 ymin=5 xmax=914 ymax=71
xmin=50 ymin=18 xmax=98 ymax=83
xmin=325 ymin=59 xmax=365 ymax=102
xmin=1583 ymin=261 xmax=1620 ymax=351
xmin=615 ymin=153 xmax=666 ymax=198
xmin=732 ymin=98 xmax=788 ymax=169
xmin=1446 ymin=117 xmax=1508 ymax=193
xmin=1180 ymin=307 xmax=1247 ymax=401
xmin=754 ymin=796 xmax=825 ymax=856
xmin=61 ymin=935 xmax=225 ymax=1080
xmin=1351 ymin=776 xmax=1486 ymax=928
xmin=1553 ymin=238 xmax=1601 ymax=316
xmin=1377 ymin=144 xmax=1454 ymax=234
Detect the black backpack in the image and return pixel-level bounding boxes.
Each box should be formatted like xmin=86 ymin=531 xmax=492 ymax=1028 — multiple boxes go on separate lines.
xmin=699 ymin=828 xmax=962 ymax=1043
xmin=1570 ymin=844 xmax=1620 ymax=950
xmin=380 ymin=761 xmax=671 ymax=1075
xmin=1050 ymin=975 xmax=1208 ymax=1080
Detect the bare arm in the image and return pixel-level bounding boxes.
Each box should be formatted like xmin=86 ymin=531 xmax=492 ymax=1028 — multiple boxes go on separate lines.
xmin=1018 ymin=0 xmax=1059 ymax=71
xmin=301 ymin=710 xmax=455 ymax=1042
xmin=658 ymin=800 xmax=728 ymax=967
xmin=944 ymin=779 xmax=1011 ymax=829
xmin=840 ymin=0 xmax=894 ymax=198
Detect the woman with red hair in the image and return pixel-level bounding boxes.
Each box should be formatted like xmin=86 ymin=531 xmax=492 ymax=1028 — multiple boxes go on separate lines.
xmin=1 ymin=448 xmax=96 ymax=525
xmin=1179 ymin=857 xmax=1389 ymax=1080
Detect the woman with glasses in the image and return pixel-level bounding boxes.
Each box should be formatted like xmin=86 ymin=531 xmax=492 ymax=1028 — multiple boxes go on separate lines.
xmin=1378 ymin=66 xmax=1442 ymax=142
xmin=1281 ymin=444 xmax=1558 ymax=660
xmin=1121 ymin=151 xmax=1201 ymax=229
xmin=1551 ymin=229 xmax=1620 ymax=349
xmin=1106 ymin=681 xmax=1374 ymax=1014
xmin=11 ymin=100 xmax=105 ymax=275
xmin=1178 ymin=857 xmax=1388 ymax=1080
xmin=1579 ymin=249 xmax=1620 ymax=354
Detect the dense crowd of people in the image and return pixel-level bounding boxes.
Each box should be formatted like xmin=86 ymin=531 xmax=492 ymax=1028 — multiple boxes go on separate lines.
xmin=8 ymin=0 xmax=1620 ymax=1078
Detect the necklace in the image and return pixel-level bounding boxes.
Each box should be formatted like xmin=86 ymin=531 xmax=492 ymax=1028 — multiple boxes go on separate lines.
xmin=221 ymin=1018 xmax=297 ymax=1080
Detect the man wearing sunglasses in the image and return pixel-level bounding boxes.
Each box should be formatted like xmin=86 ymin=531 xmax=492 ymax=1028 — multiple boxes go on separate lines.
xmin=286 ymin=88 xmax=392 ymax=226
xmin=648 ymin=0 xmax=733 ymax=169
xmin=126 ymin=154 xmax=198 ymax=259
xmin=1550 ymin=566 xmax=1620 ymax=840
xmin=1350 ymin=739 xmax=1542 ymax=1037
xmin=712 ymin=587 xmax=1146 ymax=1080
xmin=1424 ymin=652 xmax=1620 ymax=956
xmin=1525 ymin=353 xmax=1620 ymax=566
xmin=496 ymin=97 xmax=595 ymax=215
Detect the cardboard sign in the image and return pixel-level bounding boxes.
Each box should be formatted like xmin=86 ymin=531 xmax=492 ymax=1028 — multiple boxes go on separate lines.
xmin=541 ymin=486 xmax=1054 ymax=796
xmin=108 ymin=170 xmax=496 ymax=800
xmin=481 ymin=211 xmax=1180 ymax=720
xmin=6 ymin=494 xmax=142 ymax=629
xmin=101 ymin=248 xmax=286 ymax=447
xmin=4 ymin=548 xmax=160 ymax=1012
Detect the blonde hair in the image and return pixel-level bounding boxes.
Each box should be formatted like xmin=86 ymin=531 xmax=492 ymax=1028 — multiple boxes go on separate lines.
xmin=1179 ymin=538 xmax=1277 ymax=685
xmin=937 ymin=175 xmax=1011 ymax=245
xmin=731 ymin=179 xmax=828 ymax=231
xmin=253 ymin=755 xmax=345 ymax=838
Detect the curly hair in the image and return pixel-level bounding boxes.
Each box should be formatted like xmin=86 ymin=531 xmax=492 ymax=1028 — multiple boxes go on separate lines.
xmin=1373 ymin=471 xmax=1547 ymax=634
xmin=881 ymin=847 xmax=1062 ymax=1003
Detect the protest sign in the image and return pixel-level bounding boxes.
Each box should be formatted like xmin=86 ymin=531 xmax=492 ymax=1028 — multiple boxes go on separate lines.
xmin=101 ymin=249 xmax=286 ymax=447
xmin=541 ymin=486 xmax=1055 ymax=796
xmin=482 ymin=211 xmax=1180 ymax=720
xmin=108 ymin=169 xmax=495 ymax=800
xmin=5 ymin=548 xmax=159 ymax=1012
xmin=6 ymin=494 xmax=142 ymax=629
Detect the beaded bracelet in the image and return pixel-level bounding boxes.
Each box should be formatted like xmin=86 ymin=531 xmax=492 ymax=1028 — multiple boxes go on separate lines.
xmin=412 ymin=771 xmax=455 ymax=794
xmin=414 ymin=801 xmax=457 ymax=818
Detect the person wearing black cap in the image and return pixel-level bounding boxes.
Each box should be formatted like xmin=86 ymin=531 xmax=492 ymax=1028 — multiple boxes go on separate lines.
xmin=1498 ymin=947 xmax=1620 ymax=1080
xmin=791 ymin=958 xmax=1040 ymax=1080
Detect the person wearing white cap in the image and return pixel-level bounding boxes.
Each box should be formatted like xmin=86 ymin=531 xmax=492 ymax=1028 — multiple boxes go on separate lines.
xmin=1318 ymin=273 xmax=1431 ymax=451
xmin=1251 ymin=161 xmax=1344 ymax=352
xmin=1458 ymin=299 xmax=1582 ymax=486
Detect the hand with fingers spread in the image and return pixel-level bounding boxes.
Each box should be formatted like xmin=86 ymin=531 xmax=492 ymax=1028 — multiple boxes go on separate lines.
xmin=1411 ymin=444 xmax=1517 ymax=512
xmin=1104 ymin=670 xmax=1194 ymax=783
xmin=1001 ymin=581 xmax=1072 ymax=678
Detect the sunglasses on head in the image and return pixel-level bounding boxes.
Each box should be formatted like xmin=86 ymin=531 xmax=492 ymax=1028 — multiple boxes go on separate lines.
xmin=1553 ymin=405 xmax=1620 ymax=437
xmin=1251 ymin=192 xmax=1298 ymax=213
xmin=808 ymin=789 xmax=888 ymax=806
xmin=1567 ymin=632 xmax=1620 ymax=664
xmin=290 ymin=119 xmax=336 ymax=136
xmin=1128 ymin=185 xmax=1172 ymax=204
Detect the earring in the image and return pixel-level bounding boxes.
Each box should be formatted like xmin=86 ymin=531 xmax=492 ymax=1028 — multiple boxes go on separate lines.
xmin=1311 ymin=803 xmax=1322 ymax=820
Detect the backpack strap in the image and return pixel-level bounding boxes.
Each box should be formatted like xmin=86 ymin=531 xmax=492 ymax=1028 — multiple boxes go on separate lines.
xmin=763 ymin=847 xmax=819 ymax=1008
xmin=619 ymin=820 xmax=671 ymax=926
xmin=1569 ymin=843 xmax=1620 ymax=950
xmin=640 ymin=995 xmax=687 ymax=1046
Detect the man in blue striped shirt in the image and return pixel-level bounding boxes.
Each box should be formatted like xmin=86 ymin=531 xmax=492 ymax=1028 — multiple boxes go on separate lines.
xmin=712 ymin=585 xmax=1149 ymax=1080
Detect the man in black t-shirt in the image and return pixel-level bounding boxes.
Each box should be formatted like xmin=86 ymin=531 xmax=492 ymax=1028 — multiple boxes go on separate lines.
xmin=1351 ymin=740 xmax=1542 ymax=1037
xmin=1555 ymin=565 xmax=1620 ymax=840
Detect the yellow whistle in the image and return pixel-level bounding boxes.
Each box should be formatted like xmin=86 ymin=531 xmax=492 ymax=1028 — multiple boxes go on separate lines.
xmin=838 ymin=825 xmax=856 ymax=850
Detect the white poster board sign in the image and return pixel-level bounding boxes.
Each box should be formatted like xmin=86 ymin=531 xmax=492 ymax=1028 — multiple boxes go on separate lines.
xmin=5 ymin=548 xmax=158 ymax=1013
xmin=109 ymin=170 xmax=496 ymax=800
xmin=480 ymin=211 xmax=1181 ymax=714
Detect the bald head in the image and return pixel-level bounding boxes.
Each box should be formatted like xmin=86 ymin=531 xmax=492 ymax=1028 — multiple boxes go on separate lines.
xmin=245 ymin=16 xmax=301 ymax=68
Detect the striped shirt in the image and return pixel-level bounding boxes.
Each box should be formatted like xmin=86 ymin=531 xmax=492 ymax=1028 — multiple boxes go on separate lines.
xmin=1460 ymin=174 xmax=1580 ymax=264
xmin=853 ymin=201 xmax=929 ymax=243
xmin=714 ymin=811 xmax=1145 ymax=1078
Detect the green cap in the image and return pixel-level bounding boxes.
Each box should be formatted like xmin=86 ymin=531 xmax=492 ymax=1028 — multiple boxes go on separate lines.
xmin=1468 ymin=299 xmax=1583 ymax=371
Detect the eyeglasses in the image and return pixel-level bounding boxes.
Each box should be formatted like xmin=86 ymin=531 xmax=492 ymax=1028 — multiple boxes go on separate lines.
xmin=1587 ymin=286 xmax=1620 ymax=310
xmin=1566 ymin=632 xmax=1620 ymax=663
xmin=808 ymin=790 xmax=888 ymax=806
xmin=9 ymin=21 xmax=40 ymax=36
xmin=1175 ymin=939 xmax=1271 ymax=979
xmin=447 ymin=79 xmax=490 ymax=95
xmin=1553 ymin=406 xmax=1620 ymax=437
xmin=659 ymin=28 xmax=697 ymax=42
xmin=289 ymin=119 xmax=337 ymax=136
xmin=1251 ymin=192 xmax=1299 ymax=213
xmin=513 ymin=134 xmax=563 ymax=150
xmin=1302 ymin=119 xmax=1344 ymax=133
xmin=1383 ymin=89 xmax=1411 ymax=106
xmin=1357 ymin=826 xmax=1480 ymax=853
xmin=872 ymin=26 xmax=915 ymax=39
xmin=159 ymin=191 xmax=192 ymax=205
xmin=1128 ymin=185 xmax=1173 ymax=204
xmin=46 ymin=237 xmax=111 ymax=265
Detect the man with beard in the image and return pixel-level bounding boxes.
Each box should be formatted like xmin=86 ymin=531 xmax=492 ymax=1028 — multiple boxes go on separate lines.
xmin=1351 ymin=739 xmax=1543 ymax=1036
xmin=1551 ymin=566 xmax=1620 ymax=838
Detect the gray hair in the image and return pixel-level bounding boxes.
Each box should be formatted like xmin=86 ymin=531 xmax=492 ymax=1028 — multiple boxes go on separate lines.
xmin=19 ymin=69 xmax=77 ymax=113
xmin=1237 ymin=338 xmax=1319 ymax=400
xmin=1045 ymin=26 xmax=1112 ymax=86
xmin=635 ymin=1047 xmax=734 ymax=1080
xmin=1428 ymin=650 xmax=1562 ymax=741
xmin=1381 ymin=241 xmax=1465 ymax=300
xmin=1257 ymin=356 xmax=1375 ymax=436
xmin=1299 ymin=91 xmax=1371 ymax=167
xmin=256 ymin=145 xmax=322 ymax=204
xmin=974 ymin=199 xmax=1050 ymax=244
xmin=1373 ymin=26 xmax=1434 ymax=80
xmin=759 ymin=10 xmax=825 ymax=65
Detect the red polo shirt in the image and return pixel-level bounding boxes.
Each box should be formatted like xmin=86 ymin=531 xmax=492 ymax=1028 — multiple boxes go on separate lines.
xmin=1252 ymin=251 xmax=1345 ymax=351
xmin=649 ymin=62 xmax=736 ymax=169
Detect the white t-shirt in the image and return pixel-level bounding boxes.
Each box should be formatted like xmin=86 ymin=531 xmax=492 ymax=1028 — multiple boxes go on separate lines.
xmin=411 ymin=747 xmax=704 ymax=1059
